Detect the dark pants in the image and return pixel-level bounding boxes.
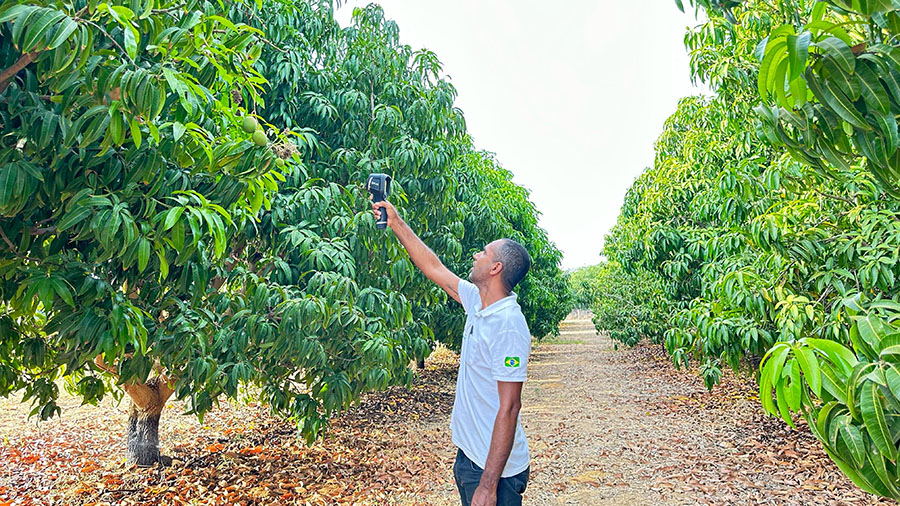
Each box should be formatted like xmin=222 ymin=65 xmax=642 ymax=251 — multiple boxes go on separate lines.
xmin=453 ymin=448 xmax=529 ymax=506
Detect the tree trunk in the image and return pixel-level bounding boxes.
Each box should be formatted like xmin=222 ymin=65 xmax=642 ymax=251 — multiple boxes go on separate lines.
xmin=126 ymin=402 xmax=162 ymax=466
xmin=124 ymin=376 xmax=173 ymax=466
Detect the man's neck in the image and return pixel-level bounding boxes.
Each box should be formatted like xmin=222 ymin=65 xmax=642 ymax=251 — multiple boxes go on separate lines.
xmin=476 ymin=282 xmax=510 ymax=310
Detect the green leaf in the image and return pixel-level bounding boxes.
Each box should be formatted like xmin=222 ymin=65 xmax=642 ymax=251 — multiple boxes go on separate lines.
xmin=20 ymin=8 xmax=64 ymax=53
xmin=10 ymin=5 xmax=41 ymax=47
xmin=823 ymin=446 xmax=881 ymax=496
xmin=173 ymin=122 xmax=186 ymax=141
xmin=130 ymin=117 xmax=142 ymax=148
xmin=868 ymin=446 xmax=900 ymax=498
xmin=0 ymin=5 xmax=33 ymax=24
xmin=816 ymin=401 xmax=842 ymax=439
xmin=861 ymin=380 xmax=898 ymax=462
xmin=843 ymin=294 xmax=865 ymax=314
xmin=822 ymin=362 xmax=849 ymax=404
xmin=858 ymin=315 xmax=888 ymax=351
xmin=760 ymin=353 xmax=777 ymax=416
xmin=775 ymin=376 xmax=797 ymax=428
xmin=0 ymin=163 xmax=17 ymax=208
xmin=819 ymin=74 xmax=872 ymax=131
xmin=789 ymin=75 xmax=808 ymax=107
xmin=46 ymin=16 xmax=78 ymax=49
xmin=123 ymin=25 xmax=137 ymax=60
xmin=157 ymin=247 xmax=168 ymax=280
xmin=840 ymin=419 xmax=867 ymax=468
xmin=110 ymin=5 xmax=135 ymax=21
xmin=884 ymin=363 xmax=900 ymax=402
xmin=848 ymin=362 xmax=877 ymax=420
xmin=759 ymin=39 xmax=788 ymax=101
xmin=137 ymin=238 xmax=150 ymax=273
xmin=796 ymin=346 xmax=822 ymax=397
xmin=871 ymin=301 xmax=900 ymax=312
xmin=788 ymin=32 xmax=811 ymax=81
xmin=787 ymin=359 xmax=802 ymax=411
xmin=769 ymin=344 xmax=791 ymax=385
xmin=57 ymin=205 xmax=92 ymax=231
xmin=163 ymin=206 xmax=185 ymax=231
xmin=857 ymin=62 xmax=891 ymax=115
xmin=817 ymin=37 xmax=856 ymax=74
xmin=47 ymin=277 xmax=74 ymax=308
xmin=873 ymin=110 xmax=899 ymax=155
xmin=805 ymin=338 xmax=858 ymax=375
xmin=881 ymin=344 xmax=900 ymax=362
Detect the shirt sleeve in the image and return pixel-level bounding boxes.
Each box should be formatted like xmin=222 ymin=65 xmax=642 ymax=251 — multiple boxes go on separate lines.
xmin=457 ymin=279 xmax=481 ymax=315
xmin=490 ymin=329 xmax=530 ymax=382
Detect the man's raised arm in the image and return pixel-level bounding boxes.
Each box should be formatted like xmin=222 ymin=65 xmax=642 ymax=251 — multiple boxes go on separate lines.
xmin=372 ymin=200 xmax=462 ymax=304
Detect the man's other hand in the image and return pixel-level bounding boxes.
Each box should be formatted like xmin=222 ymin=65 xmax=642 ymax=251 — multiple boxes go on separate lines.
xmin=471 ymin=484 xmax=497 ymax=506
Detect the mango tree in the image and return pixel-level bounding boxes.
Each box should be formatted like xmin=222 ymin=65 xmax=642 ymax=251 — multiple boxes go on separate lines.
xmin=595 ymin=0 xmax=900 ymax=498
xmin=0 ymin=0 xmax=571 ymax=466
xmin=0 ymin=0 xmax=304 ymax=465
xmin=745 ymin=0 xmax=900 ymax=497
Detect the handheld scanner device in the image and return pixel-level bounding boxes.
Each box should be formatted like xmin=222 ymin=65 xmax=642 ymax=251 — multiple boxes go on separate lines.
xmin=366 ymin=173 xmax=392 ymax=229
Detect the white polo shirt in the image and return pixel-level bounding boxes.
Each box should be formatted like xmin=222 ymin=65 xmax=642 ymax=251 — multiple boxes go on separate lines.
xmin=450 ymin=279 xmax=531 ymax=477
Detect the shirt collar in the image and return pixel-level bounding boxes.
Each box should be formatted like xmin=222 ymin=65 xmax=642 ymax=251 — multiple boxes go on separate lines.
xmin=475 ymin=292 xmax=518 ymax=317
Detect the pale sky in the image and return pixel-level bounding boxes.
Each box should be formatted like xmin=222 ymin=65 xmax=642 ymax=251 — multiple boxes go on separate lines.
xmin=335 ymin=1 xmax=703 ymax=269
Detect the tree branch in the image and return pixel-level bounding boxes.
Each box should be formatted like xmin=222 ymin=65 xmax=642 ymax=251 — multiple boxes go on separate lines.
xmin=0 ymin=226 xmax=17 ymax=251
xmin=30 ymin=226 xmax=57 ymax=236
xmin=0 ymin=226 xmax=43 ymax=263
xmin=257 ymin=35 xmax=288 ymax=54
xmin=0 ymin=51 xmax=40 ymax=94
xmin=73 ymin=17 xmax=136 ymax=64
xmin=816 ymin=191 xmax=855 ymax=206
xmin=93 ymin=355 xmax=119 ymax=376
xmin=151 ymin=2 xmax=186 ymax=14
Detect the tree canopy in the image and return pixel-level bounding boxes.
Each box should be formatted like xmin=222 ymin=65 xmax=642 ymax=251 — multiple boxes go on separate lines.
xmin=0 ymin=0 xmax=570 ymax=463
xmin=591 ymin=0 xmax=900 ymax=497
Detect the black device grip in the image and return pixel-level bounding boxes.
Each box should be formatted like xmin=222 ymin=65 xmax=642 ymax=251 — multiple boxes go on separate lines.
xmin=373 ymin=193 xmax=387 ymax=229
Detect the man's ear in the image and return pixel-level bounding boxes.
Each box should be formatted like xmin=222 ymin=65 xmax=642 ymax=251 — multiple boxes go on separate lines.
xmin=490 ymin=261 xmax=503 ymax=276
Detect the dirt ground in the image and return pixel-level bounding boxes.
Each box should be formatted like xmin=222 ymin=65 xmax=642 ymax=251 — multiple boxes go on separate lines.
xmin=0 ymin=316 xmax=894 ymax=505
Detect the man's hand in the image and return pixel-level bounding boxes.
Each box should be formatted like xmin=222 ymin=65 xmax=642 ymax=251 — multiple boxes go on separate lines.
xmin=471 ymin=483 xmax=497 ymax=506
xmin=371 ymin=200 xmax=399 ymax=229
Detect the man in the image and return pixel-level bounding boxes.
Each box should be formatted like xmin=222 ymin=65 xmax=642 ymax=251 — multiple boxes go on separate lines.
xmin=372 ymin=200 xmax=532 ymax=506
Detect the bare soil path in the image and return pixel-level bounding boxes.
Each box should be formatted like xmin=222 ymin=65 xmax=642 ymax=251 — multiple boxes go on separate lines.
xmin=0 ymin=316 xmax=894 ymax=505
xmin=504 ymin=318 xmax=890 ymax=505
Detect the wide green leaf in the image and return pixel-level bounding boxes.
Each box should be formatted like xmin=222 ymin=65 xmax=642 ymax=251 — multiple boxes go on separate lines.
xmin=861 ymin=380 xmax=898 ymax=462
xmin=816 ymin=37 xmax=856 ymax=74
xmin=840 ymin=418 xmax=867 ymax=468
xmin=859 ymin=315 xmax=889 ymax=351
xmin=804 ymin=338 xmax=858 ymax=374
xmin=788 ymin=31 xmax=811 ymax=81
xmin=796 ymin=346 xmax=822 ymax=397
xmin=57 ymin=206 xmax=92 ymax=231
xmin=137 ymin=238 xmax=150 ymax=273
xmin=857 ymin=62 xmax=891 ymax=115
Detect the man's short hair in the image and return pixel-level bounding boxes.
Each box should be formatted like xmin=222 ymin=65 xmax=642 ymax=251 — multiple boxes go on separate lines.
xmin=494 ymin=239 xmax=531 ymax=292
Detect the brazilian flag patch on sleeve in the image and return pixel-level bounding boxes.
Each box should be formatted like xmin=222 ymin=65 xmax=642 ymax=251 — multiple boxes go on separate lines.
xmin=504 ymin=357 xmax=520 ymax=368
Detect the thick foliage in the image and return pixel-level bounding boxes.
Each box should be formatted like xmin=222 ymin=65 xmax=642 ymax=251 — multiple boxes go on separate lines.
xmin=0 ymin=0 xmax=569 ymax=445
xmin=594 ymin=0 xmax=900 ymax=497
xmin=567 ymin=264 xmax=603 ymax=311
xmin=583 ymin=262 xmax=667 ymax=347
xmin=0 ymin=0 xmax=285 ymax=421
xmin=750 ymin=0 xmax=900 ymax=498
